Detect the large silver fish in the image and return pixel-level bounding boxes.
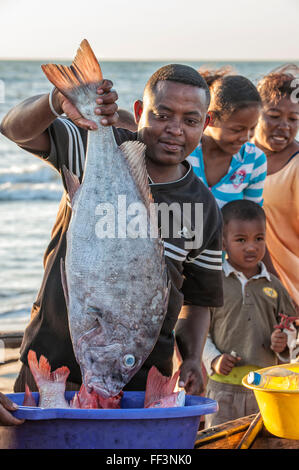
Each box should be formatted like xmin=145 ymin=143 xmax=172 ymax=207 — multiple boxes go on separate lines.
xmin=41 ymin=40 xmax=169 ymax=398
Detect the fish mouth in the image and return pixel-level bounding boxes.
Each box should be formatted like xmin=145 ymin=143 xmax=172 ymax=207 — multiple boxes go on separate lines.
xmin=87 ymin=382 xmax=111 ymax=398
xmin=86 ymin=377 xmax=123 ymax=398
xmin=80 ymin=344 xmax=125 ymax=398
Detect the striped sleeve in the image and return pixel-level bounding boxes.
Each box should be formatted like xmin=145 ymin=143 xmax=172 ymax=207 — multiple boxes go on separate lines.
xmin=243 ymin=147 xmax=267 ymax=206
xmin=46 ymin=117 xmax=87 ymax=182
xmin=185 ymin=248 xmax=223 ymax=271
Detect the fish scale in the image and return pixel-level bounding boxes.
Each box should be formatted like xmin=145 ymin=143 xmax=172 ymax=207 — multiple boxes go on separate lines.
xmin=41 ymin=39 xmax=169 ymax=398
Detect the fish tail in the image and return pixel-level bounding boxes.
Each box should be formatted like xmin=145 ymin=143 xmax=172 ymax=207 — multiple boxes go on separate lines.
xmin=41 ymin=39 xmax=103 ymax=103
xmin=52 ymin=366 xmax=70 ymax=383
xmin=27 ymin=350 xmax=50 ymax=388
xmin=27 ymin=350 xmax=70 ymax=389
xmin=144 ymin=366 xmax=180 ymax=408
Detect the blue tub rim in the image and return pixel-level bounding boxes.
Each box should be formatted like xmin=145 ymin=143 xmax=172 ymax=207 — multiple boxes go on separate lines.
xmin=6 ymin=391 xmax=218 ymax=421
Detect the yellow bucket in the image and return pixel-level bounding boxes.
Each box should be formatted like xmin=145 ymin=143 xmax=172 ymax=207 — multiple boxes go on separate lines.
xmin=242 ymin=363 xmax=299 ymax=440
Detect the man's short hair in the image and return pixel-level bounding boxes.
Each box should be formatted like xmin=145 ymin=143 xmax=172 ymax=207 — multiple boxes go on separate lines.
xmin=144 ymin=64 xmax=210 ymax=108
xmin=221 ymin=200 xmax=266 ymax=228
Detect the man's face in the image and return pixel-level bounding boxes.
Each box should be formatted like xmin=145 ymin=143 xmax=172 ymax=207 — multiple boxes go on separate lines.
xmin=135 ymin=81 xmax=208 ymax=168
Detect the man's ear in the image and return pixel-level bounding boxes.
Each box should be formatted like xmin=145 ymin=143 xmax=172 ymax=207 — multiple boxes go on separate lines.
xmin=134 ymin=100 xmax=143 ymax=124
xmin=206 ymin=111 xmax=216 ymax=127
xmin=203 ymin=113 xmax=211 ymax=131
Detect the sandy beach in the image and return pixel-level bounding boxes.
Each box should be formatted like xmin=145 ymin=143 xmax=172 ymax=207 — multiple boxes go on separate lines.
xmin=0 ymin=347 xmax=21 ymax=394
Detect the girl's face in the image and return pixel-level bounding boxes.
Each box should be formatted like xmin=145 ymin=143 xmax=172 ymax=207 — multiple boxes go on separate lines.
xmin=206 ymin=105 xmax=261 ymax=155
xmin=254 ymin=96 xmax=299 ymax=152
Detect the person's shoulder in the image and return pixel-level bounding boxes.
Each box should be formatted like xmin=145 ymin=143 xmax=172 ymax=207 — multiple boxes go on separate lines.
xmin=113 ymin=127 xmax=138 ymax=145
xmin=241 ymin=141 xmax=266 ymax=159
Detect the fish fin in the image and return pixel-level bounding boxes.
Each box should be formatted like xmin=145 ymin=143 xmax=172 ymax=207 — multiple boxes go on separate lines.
xmin=23 ymin=384 xmax=37 ymax=407
xmin=60 ymin=258 xmax=69 ymax=307
xmin=27 ymin=350 xmax=70 ymax=389
xmin=41 ymin=39 xmax=103 ymax=103
xmin=119 ymin=141 xmax=153 ymax=211
xmin=144 ymin=366 xmax=180 ymax=408
xmin=62 ymin=165 xmax=81 ymax=207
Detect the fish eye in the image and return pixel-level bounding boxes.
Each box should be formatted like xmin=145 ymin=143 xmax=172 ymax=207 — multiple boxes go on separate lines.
xmin=123 ymin=354 xmax=135 ymax=368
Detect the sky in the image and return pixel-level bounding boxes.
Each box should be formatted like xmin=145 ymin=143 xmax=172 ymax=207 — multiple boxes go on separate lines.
xmin=0 ymin=0 xmax=298 ymax=60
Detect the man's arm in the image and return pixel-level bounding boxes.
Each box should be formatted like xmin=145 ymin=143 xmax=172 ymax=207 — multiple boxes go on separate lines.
xmin=175 ymin=305 xmax=210 ymax=395
xmin=0 ymin=82 xmax=118 ymax=153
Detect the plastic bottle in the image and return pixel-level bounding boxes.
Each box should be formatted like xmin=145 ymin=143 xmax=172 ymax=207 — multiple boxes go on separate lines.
xmin=247 ymin=367 xmax=299 ymax=390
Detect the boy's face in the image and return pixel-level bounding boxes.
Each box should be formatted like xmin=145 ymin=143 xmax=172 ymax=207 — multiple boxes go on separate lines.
xmin=223 ymin=218 xmax=266 ymax=275
xmin=134 ymin=81 xmax=209 ymax=168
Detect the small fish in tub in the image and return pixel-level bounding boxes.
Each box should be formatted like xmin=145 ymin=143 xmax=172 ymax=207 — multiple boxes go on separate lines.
xmin=23 ymin=350 xmax=184 ymax=409
xmin=23 ymin=350 xmax=123 ymax=409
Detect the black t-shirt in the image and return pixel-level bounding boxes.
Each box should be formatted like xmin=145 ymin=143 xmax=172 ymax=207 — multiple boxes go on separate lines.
xmin=19 ymin=117 xmax=223 ymax=389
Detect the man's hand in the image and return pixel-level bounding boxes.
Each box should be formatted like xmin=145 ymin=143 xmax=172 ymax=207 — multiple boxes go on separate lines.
xmin=178 ymin=358 xmax=204 ymax=395
xmin=0 ymin=393 xmax=24 ymax=426
xmin=52 ymin=79 xmax=119 ymax=130
xmin=211 ymin=353 xmax=241 ymax=375
xmin=271 ymin=329 xmax=288 ymax=353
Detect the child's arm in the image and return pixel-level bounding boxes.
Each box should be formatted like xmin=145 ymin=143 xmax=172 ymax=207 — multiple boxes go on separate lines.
xmin=203 ymin=336 xmax=242 ymax=376
xmin=211 ymin=353 xmax=241 ymax=375
xmin=202 ymin=334 xmax=222 ymax=376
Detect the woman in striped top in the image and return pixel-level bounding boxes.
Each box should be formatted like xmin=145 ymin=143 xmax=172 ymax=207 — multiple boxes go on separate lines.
xmin=188 ymin=68 xmax=267 ymax=209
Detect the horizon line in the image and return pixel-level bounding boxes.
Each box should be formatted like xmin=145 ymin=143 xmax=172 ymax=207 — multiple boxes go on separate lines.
xmin=0 ymin=57 xmax=298 ymax=63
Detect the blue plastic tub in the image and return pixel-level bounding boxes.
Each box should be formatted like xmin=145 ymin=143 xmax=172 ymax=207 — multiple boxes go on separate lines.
xmin=0 ymin=391 xmax=218 ymax=449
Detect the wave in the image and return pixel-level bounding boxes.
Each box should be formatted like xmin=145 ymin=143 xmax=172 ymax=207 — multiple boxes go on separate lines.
xmin=0 ymin=182 xmax=63 ymax=201
xmin=0 ymin=163 xmax=59 ymax=184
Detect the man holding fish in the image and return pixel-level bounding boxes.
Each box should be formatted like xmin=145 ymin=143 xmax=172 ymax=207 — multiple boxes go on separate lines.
xmin=0 ymin=40 xmax=223 ymax=424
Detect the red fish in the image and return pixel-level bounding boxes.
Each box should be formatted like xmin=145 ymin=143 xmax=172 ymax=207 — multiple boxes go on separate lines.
xmin=69 ymin=384 xmax=123 ymax=409
xmin=144 ymin=366 xmax=185 ymax=408
xmin=70 ymin=384 xmax=99 ymax=409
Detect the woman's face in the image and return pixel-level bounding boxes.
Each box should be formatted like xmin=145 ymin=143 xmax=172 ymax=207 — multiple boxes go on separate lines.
xmin=254 ymin=96 xmax=299 ymax=152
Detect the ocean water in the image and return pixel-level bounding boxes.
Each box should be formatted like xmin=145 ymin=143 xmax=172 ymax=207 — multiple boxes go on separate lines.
xmin=0 ymin=59 xmax=297 ymax=333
